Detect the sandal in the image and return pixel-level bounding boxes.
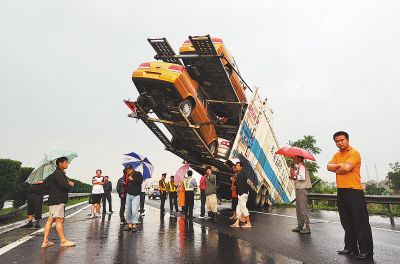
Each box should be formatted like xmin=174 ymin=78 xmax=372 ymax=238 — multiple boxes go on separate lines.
xmin=241 ymin=224 xmax=252 ymax=228
xmin=41 ymin=241 xmax=55 ymax=248
xmin=60 ymin=240 xmax=76 ymax=247
xmin=230 ymin=224 xmax=240 ymax=228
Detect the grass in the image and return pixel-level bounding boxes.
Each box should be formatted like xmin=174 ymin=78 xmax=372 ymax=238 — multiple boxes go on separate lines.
xmin=0 ymin=207 xmax=18 ymax=217
xmin=308 ymin=201 xmax=400 ymax=217
xmin=0 ymin=197 xmax=89 ymax=227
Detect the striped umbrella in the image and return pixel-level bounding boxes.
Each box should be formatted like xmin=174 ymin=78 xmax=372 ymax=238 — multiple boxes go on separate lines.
xmin=122 ymin=152 xmax=154 ymax=179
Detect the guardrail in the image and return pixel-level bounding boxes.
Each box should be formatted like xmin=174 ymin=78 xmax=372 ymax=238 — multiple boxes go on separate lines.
xmin=308 ymin=193 xmax=400 ymax=225
xmin=0 ymin=193 xmax=90 ymax=223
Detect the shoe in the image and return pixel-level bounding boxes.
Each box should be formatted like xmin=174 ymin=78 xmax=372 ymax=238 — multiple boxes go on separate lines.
xmin=95 ymin=213 xmax=102 ymax=218
xmin=123 ymin=227 xmax=132 ymax=231
xmin=292 ymin=227 xmax=303 ymax=232
xmin=21 ymin=221 xmax=33 ymax=228
xmin=120 ymin=221 xmax=127 ymax=225
xmin=141 ymin=213 xmax=145 ymax=216
xmin=109 ymin=211 xmax=113 ymax=214
xmin=300 ymin=228 xmax=311 ymax=234
xmin=337 ymin=249 xmax=355 ymax=255
xmin=354 ymin=253 xmax=373 ymax=260
xmin=102 ymin=212 xmax=106 ymax=215
xmin=131 ymin=227 xmax=137 ymax=232
xmin=87 ymin=215 xmax=95 ymax=219
xmin=199 ymin=215 xmax=204 ymax=219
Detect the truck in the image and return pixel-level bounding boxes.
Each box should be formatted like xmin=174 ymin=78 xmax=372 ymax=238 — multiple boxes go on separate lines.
xmin=125 ymin=35 xmax=295 ymax=207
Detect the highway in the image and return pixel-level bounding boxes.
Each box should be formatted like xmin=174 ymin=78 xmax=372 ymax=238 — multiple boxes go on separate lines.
xmin=0 ymin=194 xmax=399 ymax=263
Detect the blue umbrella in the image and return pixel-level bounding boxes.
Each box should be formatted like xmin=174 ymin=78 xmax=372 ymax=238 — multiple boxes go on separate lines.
xmin=25 ymin=150 xmax=78 ymax=184
xmin=122 ymin=152 xmax=154 ymax=179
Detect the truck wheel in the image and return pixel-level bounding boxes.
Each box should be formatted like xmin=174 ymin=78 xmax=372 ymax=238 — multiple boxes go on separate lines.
xmin=179 ymin=99 xmax=194 ymax=118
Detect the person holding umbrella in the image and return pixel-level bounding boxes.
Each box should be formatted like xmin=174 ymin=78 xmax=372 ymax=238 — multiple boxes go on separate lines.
xmin=124 ymin=164 xmax=143 ymax=232
xmin=290 ymin=156 xmax=312 ymax=234
xmin=41 ymin=157 xmax=76 ymax=248
xmin=276 ymin=146 xmax=314 ymax=234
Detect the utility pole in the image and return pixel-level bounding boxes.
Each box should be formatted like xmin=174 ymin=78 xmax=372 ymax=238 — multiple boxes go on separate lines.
xmin=374 ymin=164 xmax=379 ymax=181
xmin=365 ymin=165 xmax=370 ymax=181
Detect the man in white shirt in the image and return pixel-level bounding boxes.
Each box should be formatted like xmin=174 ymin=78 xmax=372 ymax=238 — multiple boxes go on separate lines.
xmin=88 ymin=169 xmax=104 ymax=218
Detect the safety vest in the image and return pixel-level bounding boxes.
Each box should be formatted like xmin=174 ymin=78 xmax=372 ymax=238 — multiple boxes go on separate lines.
xmin=168 ymin=181 xmax=177 ymax=192
xmin=184 ymin=177 xmax=195 ymax=191
xmin=159 ymin=180 xmax=167 ymax=191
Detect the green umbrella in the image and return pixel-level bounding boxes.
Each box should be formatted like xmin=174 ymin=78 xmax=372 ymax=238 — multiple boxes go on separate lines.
xmin=25 ymin=150 xmax=78 ymax=184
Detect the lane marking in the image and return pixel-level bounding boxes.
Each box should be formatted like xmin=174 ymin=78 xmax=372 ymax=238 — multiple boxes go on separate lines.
xmin=0 ymin=203 xmax=90 ymax=256
xmin=249 ymin=210 xmax=400 ymax=233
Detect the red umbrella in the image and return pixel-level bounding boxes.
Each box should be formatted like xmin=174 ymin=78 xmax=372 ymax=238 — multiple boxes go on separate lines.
xmin=275 ymin=146 xmax=316 ymax=161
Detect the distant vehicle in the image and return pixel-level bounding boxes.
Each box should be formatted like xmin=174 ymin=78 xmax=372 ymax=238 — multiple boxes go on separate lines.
xmin=131 ymin=61 xmax=218 ymax=156
xmin=146 ymin=182 xmax=161 ymax=200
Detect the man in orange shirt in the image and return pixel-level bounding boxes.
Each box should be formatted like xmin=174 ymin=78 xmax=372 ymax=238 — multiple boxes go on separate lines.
xmin=327 ymin=131 xmax=373 ymax=260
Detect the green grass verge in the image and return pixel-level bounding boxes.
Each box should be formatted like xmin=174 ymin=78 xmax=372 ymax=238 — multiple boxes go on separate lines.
xmin=0 ymin=197 xmax=89 ymax=227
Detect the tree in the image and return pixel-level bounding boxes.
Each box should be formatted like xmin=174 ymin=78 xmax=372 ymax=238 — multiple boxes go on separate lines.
xmin=386 ymin=162 xmax=400 ymax=194
xmin=0 ymin=159 xmax=21 ymax=209
xmin=364 ymin=180 xmax=386 ymax=195
xmin=12 ymin=167 xmax=34 ymax=208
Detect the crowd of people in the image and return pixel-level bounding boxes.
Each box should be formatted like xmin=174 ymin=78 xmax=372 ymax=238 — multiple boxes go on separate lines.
xmin=21 ymin=130 xmax=374 ymax=259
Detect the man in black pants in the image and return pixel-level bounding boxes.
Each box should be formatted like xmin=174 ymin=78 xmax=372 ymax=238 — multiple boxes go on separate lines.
xmin=22 ymin=181 xmax=44 ymax=228
xmin=167 ymin=176 xmax=179 ymax=213
xmin=102 ymin=176 xmax=113 ymax=214
xmin=327 ymin=131 xmax=373 ymax=260
xmin=159 ymin=173 xmax=167 ymax=215
xmin=184 ymin=170 xmax=197 ymax=220
xmin=117 ymin=168 xmax=129 ymax=224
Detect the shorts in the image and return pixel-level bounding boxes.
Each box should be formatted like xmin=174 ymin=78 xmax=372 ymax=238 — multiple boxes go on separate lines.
xmin=91 ymin=193 xmax=103 ymax=204
xmin=49 ymin=203 xmax=65 ymax=219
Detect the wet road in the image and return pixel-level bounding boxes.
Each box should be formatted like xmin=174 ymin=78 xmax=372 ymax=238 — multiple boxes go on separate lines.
xmin=0 ymin=194 xmax=399 ymax=264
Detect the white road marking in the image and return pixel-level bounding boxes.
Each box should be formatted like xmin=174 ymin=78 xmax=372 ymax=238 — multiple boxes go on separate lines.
xmin=249 ymin=210 xmax=400 ymax=233
xmin=0 ymin=203 xmax=90 ymax=256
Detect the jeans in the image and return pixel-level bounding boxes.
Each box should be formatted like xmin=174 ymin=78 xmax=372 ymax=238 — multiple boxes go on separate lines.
xmin=126 ymin=194 xmax=140 ymax=224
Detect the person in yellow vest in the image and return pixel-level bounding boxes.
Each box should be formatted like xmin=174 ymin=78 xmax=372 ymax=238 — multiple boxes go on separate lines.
xmin=159 ymin=173 xmax=167 ymax=215
xmin=184 ymin=170 xmax=197 ymax=220
xmin=167 ymin=176 xmax=179 ymax=213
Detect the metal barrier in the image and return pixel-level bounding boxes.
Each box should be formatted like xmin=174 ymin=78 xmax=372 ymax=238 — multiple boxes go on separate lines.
xmin=308 ymin=193 xmax=400 ymax=225
xmin=0 ymin=193 xmax=90 ymax=223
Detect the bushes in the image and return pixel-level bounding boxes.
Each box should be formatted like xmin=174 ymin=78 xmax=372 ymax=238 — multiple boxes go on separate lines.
xmin=0 ymin=159 xmax=21 ymax=210
xmin=13 ymin=167 xmax=34 ymax=208
xmin=70 ymin=179 xmax=92 ymax=193
xmin=0 ymin=158 xmax=91 ymax=210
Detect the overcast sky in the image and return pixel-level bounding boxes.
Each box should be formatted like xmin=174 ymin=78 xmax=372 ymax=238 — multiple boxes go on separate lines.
xmin=1 ymin=0 xmax=399 ymax=185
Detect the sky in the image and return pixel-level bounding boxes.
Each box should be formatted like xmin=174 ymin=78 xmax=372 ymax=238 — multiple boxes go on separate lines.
xmin=1 ymin=0 xmax=399 ymax=185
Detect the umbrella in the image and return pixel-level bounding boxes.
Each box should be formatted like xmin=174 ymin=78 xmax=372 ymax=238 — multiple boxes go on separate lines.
xmin=237 ymin=154 xmax=260 ymax=187
xmin=174 ymin=162 xmax=190 ymax=184
xmin=123 ymin=152 xmax=154 ymax=179
xmin=275 ymin=146 xmax=316 ymax=161
xmin=25 ymin=150 xmax=78 ymax=184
